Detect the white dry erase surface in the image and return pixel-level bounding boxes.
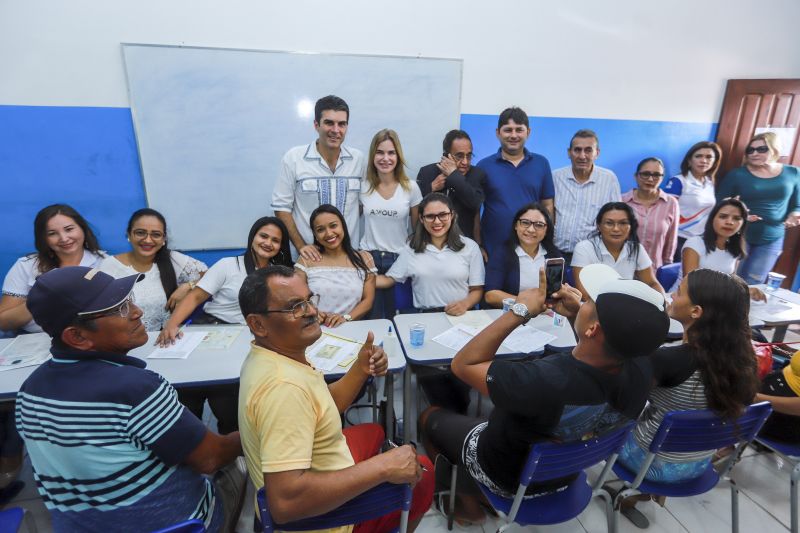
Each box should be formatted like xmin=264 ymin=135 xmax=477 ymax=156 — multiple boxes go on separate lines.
xmin=148 ymin=331 xmax=207 ymax=359
xmin=0 ymin=333 xmax=52 ymax=371
xmin=306 ymin=332 xmax=361 ymax=372
xmin=446 ymin=310 xmax=493 ymax=331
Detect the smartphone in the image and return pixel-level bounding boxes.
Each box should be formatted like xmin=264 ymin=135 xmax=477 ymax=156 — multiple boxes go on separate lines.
xmin=545 ymin=258 xmax=565 ymax=296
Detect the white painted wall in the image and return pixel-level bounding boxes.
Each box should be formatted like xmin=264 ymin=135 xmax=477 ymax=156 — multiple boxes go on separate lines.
xmin=2 ymin=0 xmax=799 ymax=123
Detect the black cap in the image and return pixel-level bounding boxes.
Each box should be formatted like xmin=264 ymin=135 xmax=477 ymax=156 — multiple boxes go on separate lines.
xmin=26 ymin=266 xmax=143 ymax=338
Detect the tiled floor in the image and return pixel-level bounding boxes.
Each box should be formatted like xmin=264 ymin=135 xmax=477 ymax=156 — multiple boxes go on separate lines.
xmin=4 ymin=326 xmax=799 ymax=532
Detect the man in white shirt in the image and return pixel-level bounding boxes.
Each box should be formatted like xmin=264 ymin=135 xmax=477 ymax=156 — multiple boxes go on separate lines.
xmin=553 ymin=130 xmax=621 ymax=263
xmin=271 ymin=95 xmax=366 ymax=261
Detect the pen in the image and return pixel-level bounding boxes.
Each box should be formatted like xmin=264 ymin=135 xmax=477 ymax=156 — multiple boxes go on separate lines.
xmin=387 ymin=439 xmax=428 ymax=471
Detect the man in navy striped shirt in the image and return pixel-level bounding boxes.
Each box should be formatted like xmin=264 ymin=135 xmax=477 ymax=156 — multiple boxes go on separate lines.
xmin=16 ymin=266 xmax=243 ymax=532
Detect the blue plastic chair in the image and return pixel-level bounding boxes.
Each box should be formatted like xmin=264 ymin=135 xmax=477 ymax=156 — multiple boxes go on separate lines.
xmin=393 ymin=280 xmax=414 ymax=314
xmin=150 ymin=519 xmax=205 ymax=533
xmin=448 ymin=422 xmax=634 ymax=533
xmin=655 ymin=262 xmax=680 ymax=291
xmin=755 ymin=436 xmax=800 ymax=533
xmin=256 ymin=482 xmax=412 ymax=533
xmin=0 ymin=507 xmax=37 ymax=533
xmin=608 ymin=402 xmax=773 ymax=533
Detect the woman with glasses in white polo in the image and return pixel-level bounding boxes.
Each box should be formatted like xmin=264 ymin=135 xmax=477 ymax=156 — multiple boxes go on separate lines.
xmin=622 ymin=157 xmax=680 ymax=270
xmin=717 ymin=131 xmax=800 ymax=285
xmin=571 ymin=202 xmax=664 ymax=300
xmin=484 ymin=202 xmax=562 ymax=308
xmin=378 ymin=192 xmax=484 ymax=414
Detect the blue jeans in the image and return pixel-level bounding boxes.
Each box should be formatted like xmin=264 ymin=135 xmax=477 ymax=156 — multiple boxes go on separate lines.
xmin=738 ymin=236 xmax=785 ymax=285
xmin=617 ymin=434 xmax=710 ymax=483
xmin=369 ymin=250 xmax=399 ymax=319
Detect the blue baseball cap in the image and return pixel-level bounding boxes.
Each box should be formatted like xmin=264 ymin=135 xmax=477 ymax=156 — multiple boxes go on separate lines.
xmin=27 ymin=266 xmax=143 ymax=337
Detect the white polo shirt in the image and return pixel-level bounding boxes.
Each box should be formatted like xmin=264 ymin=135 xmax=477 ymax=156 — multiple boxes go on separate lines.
xmin=663 ymin=173 xmax=716 ymax=239
xmin=197 ymin=256 xmax=248 ymax=324
xmin=387 ymin=238 xmax=485 ymax=309
xmin=2 ymin=250 xmax=106 ymax=333
xmin=517 ymin=245 xmax=547 ymax=291
xmin=271 ymin=142 xmax=366 ymax=251
xmin=571 ymin=236 xmax=652 ymax=280
xmin=360 ymin=181 xmax=423 ymax=253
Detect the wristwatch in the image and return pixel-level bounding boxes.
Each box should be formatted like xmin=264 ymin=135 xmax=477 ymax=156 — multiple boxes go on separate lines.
xmin=343 ymin=314 xmax=353 ymax=322
xmin=511 ymin=302 xmax=531 ymax=323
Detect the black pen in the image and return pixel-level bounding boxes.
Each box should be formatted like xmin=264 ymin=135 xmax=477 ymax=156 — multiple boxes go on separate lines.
xmin=387 ymin=439 xmax=428 ymax=471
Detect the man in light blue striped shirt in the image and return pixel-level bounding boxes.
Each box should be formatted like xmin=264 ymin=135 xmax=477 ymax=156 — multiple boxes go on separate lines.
xmin=553 ymin=130 xmax=621 ymax=263
xmin=15 ymin=267 xmax=244 ymax=532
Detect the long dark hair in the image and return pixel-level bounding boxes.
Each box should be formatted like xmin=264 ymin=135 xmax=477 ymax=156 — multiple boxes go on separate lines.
xmin=243 ymin=216 xmax=292 ymax=274
xmin=309 ymin=204 xmax=370 ymax=276
xmin=126 ymin=208 xmax=177 ymax=298
xmin=33 ymin=204 xmax=102 ymax=274
xmin=590 ymin=202 xmax=641 ymax=263
xmin=409 ymin=193 xmax=465 ymax=254
xmin=505 ymin=202 xmax=561 ymax=258
xmin=686 ymin=269 xmax=759 ymax=420
xmin=702 ymin=197 xmax=748 ymax=259
xmin=680 ymin=141 xmax=722 ymax=182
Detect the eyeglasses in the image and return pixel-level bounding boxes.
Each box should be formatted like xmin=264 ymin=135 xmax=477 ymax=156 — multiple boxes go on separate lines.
xmin=261 ymin=294 xmax=320 ymax=319
xmin=421 ymin=211 xmax=452 ymax=223
xmin=79 ymin=294 xmax=136 ymax=320
xmin=451 ymin=152 xmax=474 ymax=162
xmin=637 ymin=171 xmax=664 ymax=180
xmin=601 ymin=220 xmax=631 ymax=229
xmin=131 ymin=229 xmax=165 ymax=240
xmin=745 ymin=145 xmax=769 ymax=155
xmin=517 ymin=219 xmax=547 ymax=230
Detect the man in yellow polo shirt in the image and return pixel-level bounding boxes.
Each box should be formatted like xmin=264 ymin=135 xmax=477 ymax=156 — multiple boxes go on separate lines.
xmin=237 ymin=265 xmax=433 ymax=533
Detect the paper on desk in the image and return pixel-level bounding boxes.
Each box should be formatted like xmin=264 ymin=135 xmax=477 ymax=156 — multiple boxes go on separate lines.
xmin=201 ymin=328 xmax=243 ymax=349
xmin=306 ymin=332 xmax=361 ymax=372
xmin=0 ymin=332 xmax=52 ymax=371
xmin=149 ymin=331 xmax=207 ymax=359
xmin=501 ymin=325 xmax=557 ymax=353
xmin=433 ymin=324 xmax=481 ymax=352
xmin=750 ymin=296 xmax=796 ymax=322
xmin=446 ymin=310 xmax=493 ymax=331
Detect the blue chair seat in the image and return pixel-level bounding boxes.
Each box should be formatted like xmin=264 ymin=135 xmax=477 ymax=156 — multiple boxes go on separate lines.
xmin=478 ymin=472 xmax=592 ymax=526
xmin=612 ymin=460 xmax=719 ymax=498
xmin=756 ymin=436 xmax=800 ymax=458
xmin=0 ymin=508 xmax=24 ymax=533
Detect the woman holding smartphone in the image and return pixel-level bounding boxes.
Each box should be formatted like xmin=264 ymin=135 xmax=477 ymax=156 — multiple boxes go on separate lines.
xmin=485 ymin=202 xmax=563 ymax=307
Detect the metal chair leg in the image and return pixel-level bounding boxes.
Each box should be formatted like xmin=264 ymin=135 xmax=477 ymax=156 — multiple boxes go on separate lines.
xmin=791 ymin=463 xmax=800 ymax=533
xmin=447 ymin=462 xmax=458 ymax=531
xmin=730 ymin=479 xmax=740 ymax=533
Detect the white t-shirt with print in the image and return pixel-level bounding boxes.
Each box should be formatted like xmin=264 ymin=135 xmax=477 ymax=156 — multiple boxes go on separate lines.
xmin=360 ymin=181 xmax=423 ymax=252
xmin=571 ymin=236 xmax=652 ymax=280
xmin=99 ymin=251 xmax=207 ymax=332
xmin=2 ymin=250 xmax=106 ymax=333
xmin=387 ymin=237 xmax=485 ymax=309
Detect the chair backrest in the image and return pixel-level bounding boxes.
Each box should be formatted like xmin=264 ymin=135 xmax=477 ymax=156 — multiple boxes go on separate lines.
xmin=150 ymin=519 xmax=205 ymax=533
xmin=656 ymin=262 xmax=680 ymax=290
xmin=0 ymin=507 xmax=25 ymax=533
xmin=520 ymin=422 xmax=634 ymax=486
xmin=257 ymin=483 xmax=411 ymax=532
xmin=393 ymin=280 xmax=414 ymax=313
xmin=649 ymin=402 xmax=772 ymax=455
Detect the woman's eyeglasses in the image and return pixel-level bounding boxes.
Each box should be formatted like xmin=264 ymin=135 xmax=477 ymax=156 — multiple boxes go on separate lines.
xmin=517 ymin=219 xmax=547 ymax=230
xmin=637 ymin=171 xmax=664 ymax=180
xmin=131 ymin=229 xmax=165 ymax=240
xmin=745 ymin=145 xmax=769 ymax=155
xmin=421 ymin=211 xmax=452 ymax=223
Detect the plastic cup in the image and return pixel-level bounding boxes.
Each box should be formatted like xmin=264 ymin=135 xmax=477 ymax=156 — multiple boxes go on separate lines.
xmin=502 ymin=298 xmax=515 ymax=312
xmin=766 ymin=272 xmax=786 ymax=291
xmin=409 ymin=323 xmax=425 ymax=348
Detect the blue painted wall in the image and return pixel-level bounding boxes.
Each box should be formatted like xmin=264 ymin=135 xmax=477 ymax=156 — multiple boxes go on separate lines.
xmin=0 ymin=105 xmax=717 ymax=281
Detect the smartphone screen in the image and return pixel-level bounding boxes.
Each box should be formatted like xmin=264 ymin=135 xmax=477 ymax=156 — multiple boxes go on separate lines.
xmin=545 ymin=258 xmax=565 ymax=295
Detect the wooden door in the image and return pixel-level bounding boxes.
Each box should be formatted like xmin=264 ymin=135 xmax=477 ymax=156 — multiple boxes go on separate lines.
xmin=715 ymin=79 xmax=800 ymax=288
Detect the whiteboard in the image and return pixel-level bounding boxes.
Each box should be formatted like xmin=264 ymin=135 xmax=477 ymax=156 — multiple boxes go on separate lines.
xmin=121 ymin=44 xmax=463 ymax=250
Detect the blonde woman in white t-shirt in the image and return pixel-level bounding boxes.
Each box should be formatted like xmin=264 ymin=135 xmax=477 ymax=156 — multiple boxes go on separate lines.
xmin=360 ymin=129 xmax=422 ymax=318
xmin=673 ymin=197 xmax=765 ymax=301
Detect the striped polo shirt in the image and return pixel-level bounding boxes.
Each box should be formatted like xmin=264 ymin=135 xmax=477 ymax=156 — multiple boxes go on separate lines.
xmin=16 ymin=348 xmax=215 ymax=532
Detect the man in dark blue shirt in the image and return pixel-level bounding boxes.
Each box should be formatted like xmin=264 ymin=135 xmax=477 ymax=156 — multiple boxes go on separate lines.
xmin=477 ymin=107 xmax=555 ymax=259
